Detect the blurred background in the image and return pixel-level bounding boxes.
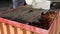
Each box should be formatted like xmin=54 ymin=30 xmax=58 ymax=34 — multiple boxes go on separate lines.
xmin=0 ymin=0 xmax=12 ymax=11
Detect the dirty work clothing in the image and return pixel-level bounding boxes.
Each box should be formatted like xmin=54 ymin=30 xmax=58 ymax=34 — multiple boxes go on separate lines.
xmin=12 ymin=0 xmax=26 ymax=8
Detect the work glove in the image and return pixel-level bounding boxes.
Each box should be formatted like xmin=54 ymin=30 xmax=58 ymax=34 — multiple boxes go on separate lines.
xmin=25 ymin=0 xmax=51 ymax=10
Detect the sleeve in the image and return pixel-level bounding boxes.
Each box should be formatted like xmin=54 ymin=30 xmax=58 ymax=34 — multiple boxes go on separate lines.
xmin=12 ymin=0 xmax=26 ymax=8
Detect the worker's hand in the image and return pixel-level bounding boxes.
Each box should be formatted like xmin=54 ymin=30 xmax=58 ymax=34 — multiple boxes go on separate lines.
xmin=32 ymin=0 xmax=51 ymax=10
xmin=25 ymin=0 xmax=51 ymax=10
xmin=25 ymin=0 xmax=48 ymax=5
